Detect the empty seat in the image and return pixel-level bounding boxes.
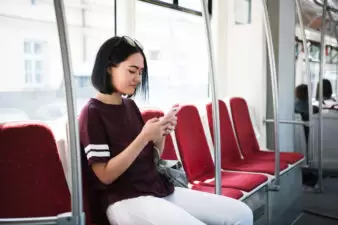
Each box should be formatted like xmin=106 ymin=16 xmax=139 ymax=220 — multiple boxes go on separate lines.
xmin=206 ymin=100 xmax=288 ymax=175
xmin=175 ymin=104 xmax=268 ymax=192
xmin=0 ymin=122 xmax=71 ymax=218
xmin=229 ymin=97 xmax=304 ymax=164
xmin=141 ymin=108 xmax=178 ymax=160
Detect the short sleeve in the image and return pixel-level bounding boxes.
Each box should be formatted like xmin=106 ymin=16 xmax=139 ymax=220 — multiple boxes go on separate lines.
xmin=79 ymin=105 xmax=111 ymax=165
xmin=129 ymin=99 xmax=145 ymax=125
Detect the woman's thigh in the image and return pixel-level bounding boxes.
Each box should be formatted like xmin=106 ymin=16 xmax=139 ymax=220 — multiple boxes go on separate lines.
xmin=106 ymin=195 xmax=206 ymax=225
xmin=163 ymin=187 xmax=253 ymax=225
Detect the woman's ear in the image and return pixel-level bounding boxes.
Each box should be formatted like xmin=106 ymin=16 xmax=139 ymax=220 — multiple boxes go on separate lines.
xmin=106 ymin=67 xmax=112 ymax=75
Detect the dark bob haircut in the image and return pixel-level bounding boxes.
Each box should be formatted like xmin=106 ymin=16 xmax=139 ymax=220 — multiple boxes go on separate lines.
xmin=91 ymin=36 xmax=149 ymax=98
xmin=315 ymin=79 xmax=332 ymax=100
xmin=295 ymin=84 xmax=308 ymax=101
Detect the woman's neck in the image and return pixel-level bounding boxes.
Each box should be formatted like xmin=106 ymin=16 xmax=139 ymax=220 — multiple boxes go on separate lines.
xmin=96 ymin=92 xmax=123 ymax=105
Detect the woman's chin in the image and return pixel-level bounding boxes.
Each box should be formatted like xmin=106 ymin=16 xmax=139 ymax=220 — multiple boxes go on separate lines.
xmin=123 ymin=89 xmax=136 ymax=96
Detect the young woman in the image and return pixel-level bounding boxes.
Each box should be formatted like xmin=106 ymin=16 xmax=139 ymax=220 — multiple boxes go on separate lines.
xmin=79 ymin=36 xmax=253 ymax=225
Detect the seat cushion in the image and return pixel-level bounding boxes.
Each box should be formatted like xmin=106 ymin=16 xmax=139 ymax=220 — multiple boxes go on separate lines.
xmin=191 ymin=185 xmax=244 ymax=199
xmin=223 ymin=158 xmax=289 ymax=175
xmin=197 ymin=171 xmax=268 ymax=192
xmin=252 ymin=151 xmax=304 ymax=164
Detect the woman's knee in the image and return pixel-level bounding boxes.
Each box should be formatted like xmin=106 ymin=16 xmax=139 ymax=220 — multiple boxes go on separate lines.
xmin=229 ymin=201 xmax=253 ymax=225
xmin=106 ymin=196 xmax=205 ymax=225
xmin=106 ymin=201 xmax=129 ymax=225
xmin=203 ymin=200 xmax=253 ymax=225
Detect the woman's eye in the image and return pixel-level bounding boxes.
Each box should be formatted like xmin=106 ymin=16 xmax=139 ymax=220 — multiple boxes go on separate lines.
xmin=129 ymin=70 xmax=136 ymax=74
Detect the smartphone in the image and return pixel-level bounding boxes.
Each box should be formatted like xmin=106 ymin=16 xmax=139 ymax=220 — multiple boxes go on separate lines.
xmin=166 ymin=106 xmax=180 ymax=117
xmin=161 ymin=107 xmax=180 ymax=136
xmin=161 ymin=106 xmax=180 ymax=120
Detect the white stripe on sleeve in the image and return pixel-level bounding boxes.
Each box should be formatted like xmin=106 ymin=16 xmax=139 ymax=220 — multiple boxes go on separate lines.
xmin=84 ymin=144 xmax=109 ymax=154
xmin=86 ymin=151 xmax=110 ymax=160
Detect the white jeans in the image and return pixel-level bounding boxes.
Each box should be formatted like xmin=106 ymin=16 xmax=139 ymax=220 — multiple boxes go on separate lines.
xmin=106 ymin=187 xmax=253 ymax=225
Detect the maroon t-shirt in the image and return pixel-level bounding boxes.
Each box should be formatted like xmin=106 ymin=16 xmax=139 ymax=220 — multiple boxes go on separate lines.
xmin=79 ymin=98 xmax=174 ymax=212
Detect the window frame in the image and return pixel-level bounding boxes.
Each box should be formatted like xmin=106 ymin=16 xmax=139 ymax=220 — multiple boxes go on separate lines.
xmin=138 ymin=0 xmax=205 ymax=16
xmin=23 ymin=40 xmax=45 ymax=87
xmin=331 ymin=47 xmax=338 ymax=64
xmin=235 ymin=0 xmax=252 ymax=25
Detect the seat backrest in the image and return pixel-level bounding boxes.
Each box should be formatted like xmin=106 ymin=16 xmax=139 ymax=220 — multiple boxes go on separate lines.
xmin=141 ymin=109 xmax=178 ymax=160
xmin=206 ymin=100 xmax=243 ymax=166
xmin=175 ymin=105 xmax=215 ymax=182
xmin=65 ymin=121 xmax=102 ymax=225
xmin=81 ymin=150 xmax=108 ymax=225
xmin=229 ymin=97 xmax=260 ymax=157
xmin=0 ymin=122 xmax=71 ymax=218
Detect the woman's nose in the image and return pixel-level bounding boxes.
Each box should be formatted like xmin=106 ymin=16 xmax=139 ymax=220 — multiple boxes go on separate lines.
xmin=135 ymin=74 xmax=141 ymax=83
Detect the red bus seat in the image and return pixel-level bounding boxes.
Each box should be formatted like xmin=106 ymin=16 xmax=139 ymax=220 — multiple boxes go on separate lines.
xmin=0 ymin=122 xmax=71 ymax=218
xmin=141 ymin=108 xmax=244 ymax=199
xmin=206 ymin=100 xmax=288 ymax=175
xmin=174 ymin=105 xmax=268 ymax=192
xmin=229 ymin=97 xmax=304 ymax=164
xmin=141 ymin=108 xmax=178 ymax=160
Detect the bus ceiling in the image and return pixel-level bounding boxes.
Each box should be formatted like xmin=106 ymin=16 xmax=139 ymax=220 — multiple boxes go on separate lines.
xmin=297 ymin=0 xmax=338 ymax=38
xmin=314 ymin=0 xmax=338 ymax=12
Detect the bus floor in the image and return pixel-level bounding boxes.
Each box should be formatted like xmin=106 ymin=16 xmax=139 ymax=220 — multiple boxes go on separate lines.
xmin=291 ymin=177 xmax=338 ymax=225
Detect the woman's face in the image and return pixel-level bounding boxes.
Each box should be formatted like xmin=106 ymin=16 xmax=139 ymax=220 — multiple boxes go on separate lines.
xmin=109 ymin=52 xmax=144 ymax=95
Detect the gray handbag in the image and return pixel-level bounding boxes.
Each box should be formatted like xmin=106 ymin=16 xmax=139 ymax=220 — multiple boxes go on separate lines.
xmin=154 ymin=147 xmax=188 ymax=188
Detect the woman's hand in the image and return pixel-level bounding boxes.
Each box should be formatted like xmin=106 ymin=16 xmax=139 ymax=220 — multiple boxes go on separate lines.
xmin=151 ymin=115 xmax=177 ymax=154
xmin=140 ymin=118 xmax=167 ymax=142
xmin=162 ymin=115 xmax=177 ymax=135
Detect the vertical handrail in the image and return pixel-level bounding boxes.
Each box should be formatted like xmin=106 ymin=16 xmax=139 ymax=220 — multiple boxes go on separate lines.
xmin=295 ymin=0 xmax=312 ymax=166
xmin=114 ymin=0 xmax=117 ymax=36
xmin=327 ymin=11 xmax=338 ymax=41
xmin=327 ymin=11 xmax=338 ymax=99
xmin=200 ymin=0 xmax=221 ymax=195
xmin=54 ymin=0 xmax=84 ymax=223
xmin=261 ymin=0 xmax=280 ymax=187
xmin=318 ymin=0 xmax=328 ymax=193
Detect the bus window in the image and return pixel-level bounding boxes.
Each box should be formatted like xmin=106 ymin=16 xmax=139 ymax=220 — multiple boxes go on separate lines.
xmin=0 ymin=0 xmax=115 ymax=123
xmin=134 ymin=1 xmax=209 ymax=110
xmin=331 ymin=48 xmax=338 ymax=64
xmin=179 ymin=0 xmax=201 ymax=11
xmin=309 ymin=43 xmax=320 ymax=62
xmin=235 ymin=0 xmax=252 ymax=25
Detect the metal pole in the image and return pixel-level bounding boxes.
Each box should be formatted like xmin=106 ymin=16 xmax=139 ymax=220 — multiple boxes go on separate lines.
xmin=114 ymin=0 xmax=117 ymax=36
xmin=318 ymin=0 xmax=328 ymax=193
xmin=0 ymin=217 xmax=57 ymax=225
xmin=262 ymin=0 xmax=280 ymax=188
xmin=54 ymin=0 xmax=84 ymax=223
xmin=327 ymin=11 xmax=338 ymax=100
xmin=264 ymin=119 xmax=308 ymax=126
xmin=295 ymin=0 xmax=313 ymax=166
xmin=200 ymin=0 xmax=221 ymax=195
